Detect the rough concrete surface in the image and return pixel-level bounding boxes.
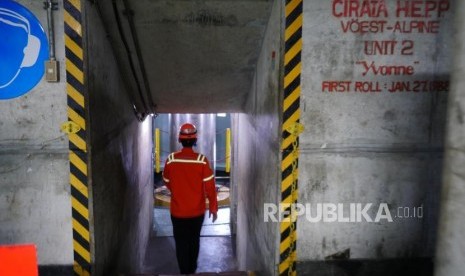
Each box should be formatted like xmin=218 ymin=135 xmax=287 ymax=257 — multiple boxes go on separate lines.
xmin=0 ymin=0 xmax=72 ymax=266
xmin=85 ymin=2 xmax=154 ymax=275
xmin=435 ymin=1 xmax=465 ymax=275
xmin=92 ymin=0 xmax=273 ymax=114
xmin=231 ymin=0 xmax=281 ymax=275
xmin=297 ymin=0 xmax=453 ymax=265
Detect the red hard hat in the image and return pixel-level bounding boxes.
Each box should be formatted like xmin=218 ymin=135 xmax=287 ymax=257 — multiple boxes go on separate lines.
xmin=179 ymin=123 xmax=197 ymax=140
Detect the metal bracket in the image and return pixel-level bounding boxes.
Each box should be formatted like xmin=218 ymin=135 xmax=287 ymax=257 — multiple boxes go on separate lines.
xmin=43 ymin=1 xmax=58 ymax=10
xmin=285 ymin=122 xmax=305 ymax=137
xmin=61 ymin=121 xmax=81 ymax=134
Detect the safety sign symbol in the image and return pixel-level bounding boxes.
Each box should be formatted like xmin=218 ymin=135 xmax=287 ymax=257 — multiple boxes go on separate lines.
xmin=0 ymin=0 xmax=49 ymax=100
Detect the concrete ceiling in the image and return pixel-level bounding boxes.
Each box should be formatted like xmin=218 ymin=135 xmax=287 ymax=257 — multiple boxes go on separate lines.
xmin=95 ymin=0 xmax=273 ymax=114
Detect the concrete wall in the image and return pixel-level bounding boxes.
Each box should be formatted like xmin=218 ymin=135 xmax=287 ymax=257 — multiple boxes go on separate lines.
xmin=297 ymin=0 xmax=453 ymax=274
xmin=0 ymin=0 xmax=73 ymax=269
xmin=435 ymin=1 xmax=465 ymax=275
xmin=84 ymin=2 xmax=153 ymax=275
xmin=231 ymin=0 xmax=282 ymax=274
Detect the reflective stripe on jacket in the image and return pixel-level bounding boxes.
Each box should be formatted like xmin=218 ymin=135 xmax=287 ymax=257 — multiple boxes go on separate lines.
xmin=162 ymin=147 xmax=218 ymax=218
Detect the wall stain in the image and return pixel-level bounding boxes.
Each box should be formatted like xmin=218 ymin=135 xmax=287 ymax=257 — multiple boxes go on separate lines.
xmin=183 ymin=10 xmax=238 ymax=27
xmin=15 ymin=118 xmax=35 ymax=126
xmin=456 ymin=101 xmax=464 ymax=124
xmin=142 ymin=11 xmax=239 ymax=27
xmin=309 ymin=179 xmax=328 ymax=193
xmin=7 ymin=190 xmax=17 ymax=212
xmin=384 ymin=110 xmax=397 ymax=121
xmin=325 ymin=248 xmax=350 ymax=260
xmin=376 ymin=243 xmax=384 ymax=258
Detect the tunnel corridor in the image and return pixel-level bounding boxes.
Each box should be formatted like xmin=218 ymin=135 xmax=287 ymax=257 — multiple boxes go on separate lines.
xmin=81 ymin=0 xmax=282 ymax=273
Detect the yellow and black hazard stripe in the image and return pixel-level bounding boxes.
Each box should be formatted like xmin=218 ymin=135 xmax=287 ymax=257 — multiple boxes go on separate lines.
xmin=64 ymin=0 xmax=91 ymax=275
xmin=280 ymin=0 xmax=303 ymax=275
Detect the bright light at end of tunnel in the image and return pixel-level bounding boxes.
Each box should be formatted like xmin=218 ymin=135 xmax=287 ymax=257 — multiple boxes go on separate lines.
xmin=217 ymin=113 xmax=227 ymax=117
xmin=142 ymin=115 xmax=151 ymax=135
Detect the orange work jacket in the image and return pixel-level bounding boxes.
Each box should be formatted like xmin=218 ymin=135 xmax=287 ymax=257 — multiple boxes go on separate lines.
xmin=162 ymin=147 xmax=218 ymax=218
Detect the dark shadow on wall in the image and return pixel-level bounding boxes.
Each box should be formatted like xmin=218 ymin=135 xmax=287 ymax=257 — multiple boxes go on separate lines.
xmin=297 ymin=258 xmax=433 ymax=276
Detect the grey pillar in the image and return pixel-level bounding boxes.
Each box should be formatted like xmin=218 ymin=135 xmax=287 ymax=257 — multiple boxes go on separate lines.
xmin=435 ymin=1 xmax=465 ymax=275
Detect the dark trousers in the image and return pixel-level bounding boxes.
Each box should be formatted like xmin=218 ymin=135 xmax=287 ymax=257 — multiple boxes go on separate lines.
xmin=171 ymin=214 xmax=204 ymax=274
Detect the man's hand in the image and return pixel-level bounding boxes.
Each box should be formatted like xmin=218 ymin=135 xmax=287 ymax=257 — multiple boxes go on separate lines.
xmin=209 ymin=211 xmax=218 ymax=223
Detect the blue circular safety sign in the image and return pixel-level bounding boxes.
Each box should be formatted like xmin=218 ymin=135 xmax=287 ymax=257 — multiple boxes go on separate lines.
xmin=0 ymin=0 xmax=49 ymax=100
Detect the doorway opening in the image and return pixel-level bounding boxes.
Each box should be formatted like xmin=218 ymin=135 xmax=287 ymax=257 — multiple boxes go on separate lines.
xmin=144 ymin=113 xmax=236 ymax=274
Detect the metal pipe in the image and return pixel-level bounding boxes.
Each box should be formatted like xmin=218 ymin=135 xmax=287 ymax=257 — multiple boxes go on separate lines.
xmin=112 ymin=0 xmax=149 ymax=119
xmin=121 ymin=0 xmax=156 ymax=114
xmin=155 ymin=128 xmax=161 ymax=173
xmin=225 ymin=128 xmax=231 ymax=173
xmin=44 ymin=0 xmax=56 ymax=60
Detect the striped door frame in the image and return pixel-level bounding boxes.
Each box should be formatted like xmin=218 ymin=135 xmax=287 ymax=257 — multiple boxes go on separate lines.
xmin=64 ymin=0 xmax=92 ymax=275
xmin=63 ymin=0 xmax=304 ymax=275
xmin=279 ymin=0 xmax=303 ymax=275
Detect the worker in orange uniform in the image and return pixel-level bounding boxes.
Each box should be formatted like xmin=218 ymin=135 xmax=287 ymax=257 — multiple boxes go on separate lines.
xmin=163 ymin=123 xmax=218 ymax=274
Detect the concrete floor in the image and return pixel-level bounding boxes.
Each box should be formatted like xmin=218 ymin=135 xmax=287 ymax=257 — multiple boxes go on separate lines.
xmin=153 ymin=208 xmax=231 ymax=237
xmin=143 ymin=207 xmax=237 ymax=275
xmin=142 ymin=236 xmax=238 ymax=275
